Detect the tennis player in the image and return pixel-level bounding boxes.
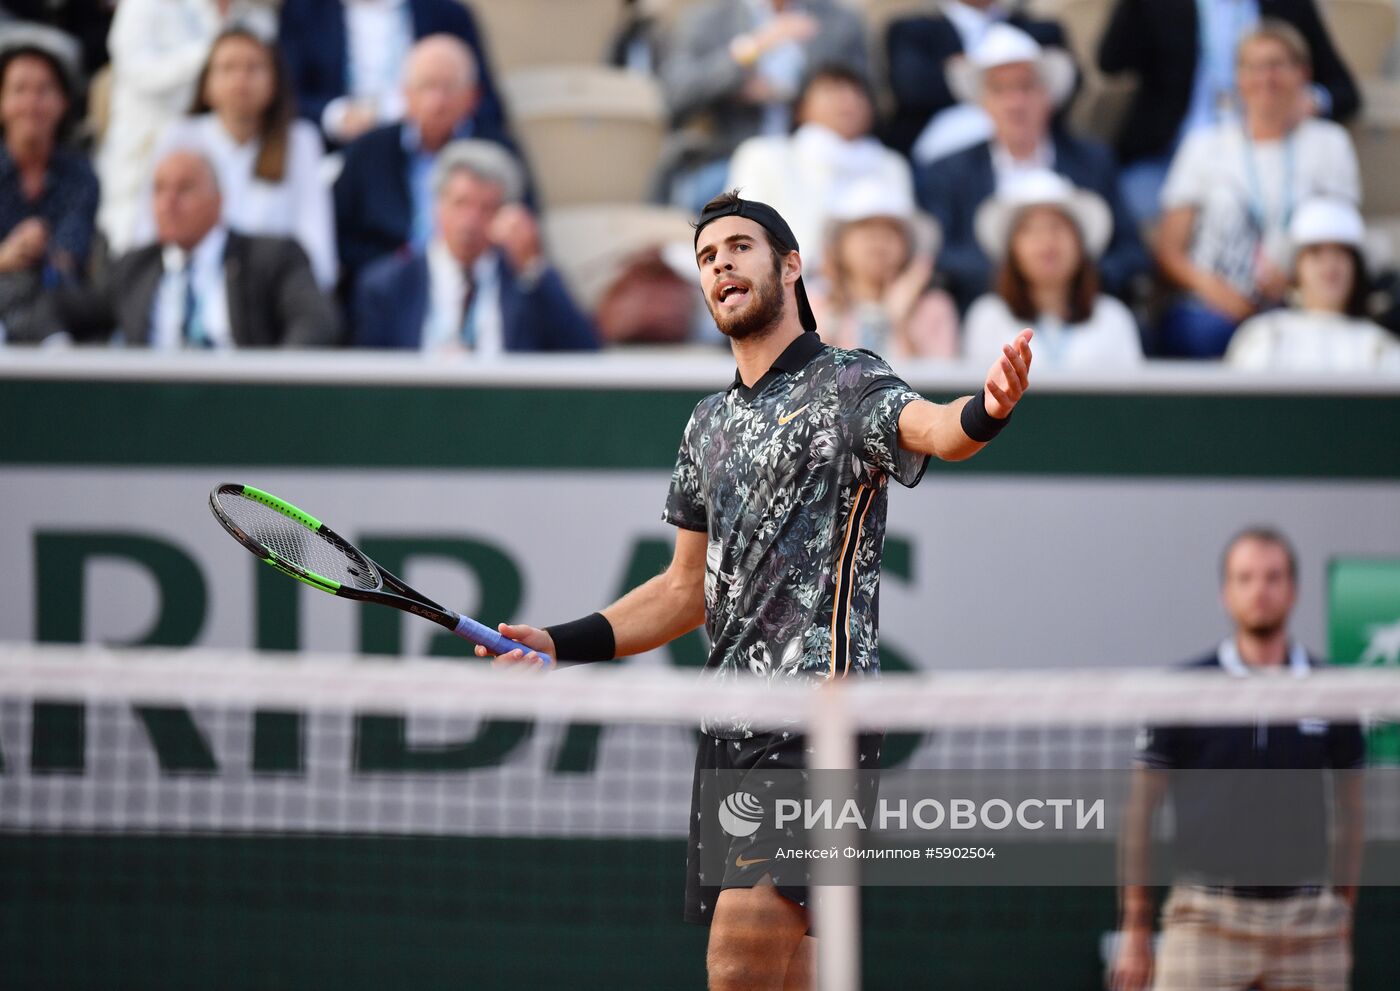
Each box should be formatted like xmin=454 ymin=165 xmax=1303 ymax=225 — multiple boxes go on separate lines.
xmin=477 ymin=191 xmax=1032 ymax=991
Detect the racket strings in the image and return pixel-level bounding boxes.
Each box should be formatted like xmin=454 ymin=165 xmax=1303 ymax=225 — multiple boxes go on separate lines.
xmin=217 ymin=494 xmax=380 ymax=590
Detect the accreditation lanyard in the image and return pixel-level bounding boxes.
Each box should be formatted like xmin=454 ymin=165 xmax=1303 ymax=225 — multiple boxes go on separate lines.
xmin=1239 ymin=125 xmax=1296 ymax=241
xmin=1033 ymin=315 xmax=1067 ymax=366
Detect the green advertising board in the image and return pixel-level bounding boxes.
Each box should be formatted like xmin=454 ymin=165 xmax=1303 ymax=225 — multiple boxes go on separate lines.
xmin=1330 ymin=559 xmax=1400 ymax=764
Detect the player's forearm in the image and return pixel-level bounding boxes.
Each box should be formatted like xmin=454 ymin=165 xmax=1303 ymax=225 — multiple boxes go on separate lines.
xmin=899 ymin=396 xmax=987 ymax=462
xmin=602 ymin=570 xmax=706 ymax=657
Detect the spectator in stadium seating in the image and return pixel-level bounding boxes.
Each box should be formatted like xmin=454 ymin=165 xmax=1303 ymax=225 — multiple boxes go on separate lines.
xmin=97 ymin=0 xmax=278 ymax=255
xmin=352 ymin=139 xmax=597 ymax=353
xmin=1155 ymin=22 xmax=1359 ymax=359
xmin=807 ymin=179 xmax=958 ymax=359
xmin=0 ymin=28 xmax=96 ymax=344
xmin=278 ymin=0 xmax=505 ymax=148
xmin=1227 ymin=198 xmax=1400 ymax=372
xmin=657 ymin=0 xmax=866 ymax=213
xmin=134 ymin=27 xmax=337 ymax=290
xmin=964 ymin=170 xmax=1141 ymax=369
xmin=914 ymin=24 xmax=1147 ymax=315
xmin=885 ymin=0 xmax=1071 ymax=161
xmin=1099 ymin=0 xmax=1358 ymax=227
xmin=1110 ymin=526 xmax=1363 ymax=991
xmin=0 ymin=0 xmax=112 ymax=76
xmin=333 ymin=33 xmax=523 ymax=299
xmin=726 ymin=63 xmax=912 ymax=271
xmin=56 ymin=148 xmax=339 ymax=347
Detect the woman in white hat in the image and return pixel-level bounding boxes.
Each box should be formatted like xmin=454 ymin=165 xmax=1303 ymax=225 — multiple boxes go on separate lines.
xmin=1226 ymin=198 xmax=1400 ymax=372
xmin=808 ymin=178 xmax=958 ymax=358
xmin=963 ymin=169 xmax=1142 ymax=369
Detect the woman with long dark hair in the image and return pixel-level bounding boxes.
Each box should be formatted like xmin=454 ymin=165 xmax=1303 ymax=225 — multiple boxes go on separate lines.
xmin=964 ymin=170 xmax=1142 ymax=369
xmin=137 ymin=26 xmax=335 ymax=287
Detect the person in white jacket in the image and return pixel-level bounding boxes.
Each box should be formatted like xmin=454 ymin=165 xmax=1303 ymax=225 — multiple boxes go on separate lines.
xmin=97 ymin=0 xmax=276 ymax=255
xmin=135 ymin=27 xmax=337 ymax=289
xmin=725 ymin=62 xmax=911 ymax=271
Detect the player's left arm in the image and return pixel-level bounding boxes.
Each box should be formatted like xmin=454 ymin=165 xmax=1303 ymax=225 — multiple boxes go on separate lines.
xmin=896 ymin=329 xmax=1032 ymax=461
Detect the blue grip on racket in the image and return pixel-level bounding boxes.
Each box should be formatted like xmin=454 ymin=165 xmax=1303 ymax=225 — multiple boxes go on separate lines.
xmin=454 ymin=614 xmax=554 ymax=668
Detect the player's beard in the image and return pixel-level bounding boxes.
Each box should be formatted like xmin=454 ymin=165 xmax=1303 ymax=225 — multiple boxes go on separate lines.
xmin=707 ymin=257 xmax=786 ymax=341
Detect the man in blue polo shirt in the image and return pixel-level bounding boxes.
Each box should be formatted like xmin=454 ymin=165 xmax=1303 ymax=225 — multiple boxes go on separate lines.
xmin=1111 ymin=527 xmax=1365 ymax=991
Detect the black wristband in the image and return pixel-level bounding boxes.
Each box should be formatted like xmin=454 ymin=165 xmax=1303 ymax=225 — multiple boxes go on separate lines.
xmin=959 ymin=388 xmax=1011 ymax=443
xmin=544 ymin=612 xmax=616 ymax=663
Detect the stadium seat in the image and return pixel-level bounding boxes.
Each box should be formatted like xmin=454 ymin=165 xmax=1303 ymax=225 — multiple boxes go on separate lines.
xmin=1320 ymin=0 xmax=1398 ymax=80
xmin=1055 ymin=0 xmax=1138 ymax=145
xmin=503 ymin=67 xmax=667 ymax=209
xmin=542 ymin=203 xmax=695 ymax=311
xmin=1054 ymin=0 xmax=1113 ymax=68
xmin=83 ymin=63 xmax=112 ymax=146
xmin=1354 ymin=95 xmax=1400 ymax=217
xmin=471 ymin=0 xmax=625 ymax=74
xmin=1351 ymin=83 xmax=1400 ymax=268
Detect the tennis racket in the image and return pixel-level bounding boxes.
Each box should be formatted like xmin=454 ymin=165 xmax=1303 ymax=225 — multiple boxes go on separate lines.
xmin=209 ymin=483 xmax=552 ymax=666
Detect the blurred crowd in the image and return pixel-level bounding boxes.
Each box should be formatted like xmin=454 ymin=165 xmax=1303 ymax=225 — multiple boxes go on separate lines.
xmin=1 ymin=0 xmax=1398 ymax=372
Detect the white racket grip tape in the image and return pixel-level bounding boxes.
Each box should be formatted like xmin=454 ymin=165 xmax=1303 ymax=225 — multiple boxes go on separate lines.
xmin=453 ymin=614 xmax=554 ymax=668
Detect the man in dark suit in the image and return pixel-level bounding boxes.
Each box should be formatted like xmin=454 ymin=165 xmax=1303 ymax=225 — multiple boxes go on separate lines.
xmin=278 ymin=0 xmax=506 ymax=146
xmin=1098 ymin=0 xmax=1359 ymax=224
xmin=56 ymin=149 xmax=339 ymax=347
xmin=886 ymin=0 xmax=1071 ymax=156
xmin=914 ymin=25 xmax=1147 ymax=314
xmin=352 ymin=139 xmax=597 ymax=354
xmin=333 ymin=33 xmax=523 ymax=302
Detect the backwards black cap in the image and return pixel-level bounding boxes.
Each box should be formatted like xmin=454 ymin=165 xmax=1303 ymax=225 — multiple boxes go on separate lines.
xmin=694 ymin=194 xmax=817 ymax=333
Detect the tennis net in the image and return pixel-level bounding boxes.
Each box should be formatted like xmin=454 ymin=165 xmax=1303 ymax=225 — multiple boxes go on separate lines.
xmin=3 ymin=643 xmax=1399 ymax=990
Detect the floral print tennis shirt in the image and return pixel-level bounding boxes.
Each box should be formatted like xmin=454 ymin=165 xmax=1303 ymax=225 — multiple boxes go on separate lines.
xmin=663 ymin=332 xmax=929 ymax=738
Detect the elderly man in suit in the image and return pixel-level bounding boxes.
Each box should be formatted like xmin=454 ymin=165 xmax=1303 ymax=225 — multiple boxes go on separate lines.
xmin=333 ymin=33 xmax=524 ymax=300
xmin=352 ymin=139 xmax=597 ymax=354
xmin=56 ymin=148 xmax=339 ymax=347
xmin=278 ymin=0 xmax=506 ymax=146
xmin=914 ymin=24 xmax=1147 ymax=315
xmin=657 ymin=0 xmax=867 ymax=212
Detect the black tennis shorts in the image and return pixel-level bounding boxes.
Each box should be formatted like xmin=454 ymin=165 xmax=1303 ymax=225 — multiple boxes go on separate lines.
xmin=683 ymin=729 xmax=884 ymax=935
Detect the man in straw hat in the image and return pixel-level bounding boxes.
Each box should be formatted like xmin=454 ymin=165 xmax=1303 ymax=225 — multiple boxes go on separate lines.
xmin=886 ymin=0 xmax=1072 ymax=157
xmin=915 ymin=23 xmax=1146 ymax=314
xmin=475 ymin=191 xmax=1033 ymax=989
